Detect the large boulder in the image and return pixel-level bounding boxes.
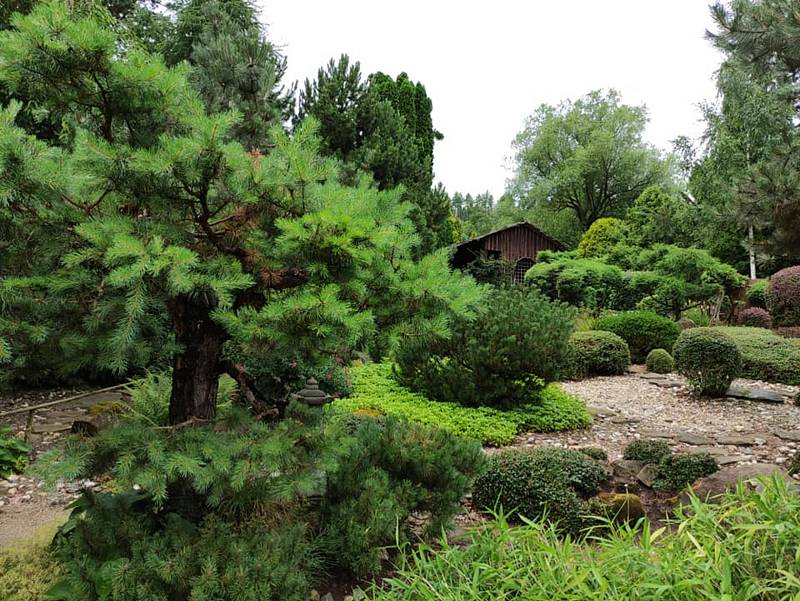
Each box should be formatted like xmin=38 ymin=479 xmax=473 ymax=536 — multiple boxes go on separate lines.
xmin=679 ymin=463 xmax=795 ymax=504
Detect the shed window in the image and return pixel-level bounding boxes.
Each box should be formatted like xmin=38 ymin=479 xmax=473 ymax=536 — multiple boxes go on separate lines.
xmin=513 ymin=257 xmax=534 ymax=284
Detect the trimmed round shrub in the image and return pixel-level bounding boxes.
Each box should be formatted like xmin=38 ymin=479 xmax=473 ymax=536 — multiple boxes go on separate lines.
xmin=623 ymin=439 xmax=672 ymax=465
xmin=578 ymin=447 xmax=608 ymax=461
xmin=673 ymin=328 xmax=741 ymax=396
xmin=645 ymin=348 xmax=674 ymax=374
xmin=746 ymin=280 xmax=768 ymax=309
xmin=596 ymin=311 xmax=680 ymax=363
xmin=737 ymin=307 xmax=772 ymax=329
xmin=653 ymin=453 xmax=719 ymax=491
xmin=569 ymin=330 xmax=630 ymax=377
xmin=766 ymin=266 xmax=800 ymax=327
xmin=472 ymin=448 xmax=606 ymax=534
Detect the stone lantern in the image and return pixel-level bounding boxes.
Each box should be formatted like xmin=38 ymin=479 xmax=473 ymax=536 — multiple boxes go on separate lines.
xmin=290 ymin=378 xmax=331 ymax=406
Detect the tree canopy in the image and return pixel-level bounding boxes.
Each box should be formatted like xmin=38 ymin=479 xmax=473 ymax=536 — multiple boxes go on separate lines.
xmin=510 ymin=90 xmax=673 ymax=230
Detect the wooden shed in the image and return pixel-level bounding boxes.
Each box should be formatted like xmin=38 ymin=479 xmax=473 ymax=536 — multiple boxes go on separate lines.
xmin=451 ymin=222 xmax=565 ymax=283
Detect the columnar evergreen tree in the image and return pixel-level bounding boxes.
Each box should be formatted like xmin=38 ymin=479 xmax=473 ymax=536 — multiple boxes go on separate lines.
xmin=0 ymin=1 xmax=481 ymax=417
xmin=175 ymin=0 xmax=294 ymax=149
xmin=297 ymin=55 xmax=453 ymax=255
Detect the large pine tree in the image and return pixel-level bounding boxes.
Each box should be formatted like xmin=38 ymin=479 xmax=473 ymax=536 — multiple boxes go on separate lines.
xmin=0 ymin=1 xmax=480 ymax=418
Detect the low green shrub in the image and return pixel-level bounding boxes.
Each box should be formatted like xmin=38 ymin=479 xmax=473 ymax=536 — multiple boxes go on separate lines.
xmin=645 ymin=348 xmax=674 ymax=374
xmin=715 ymin=326 xmax=800 ymax=385
xmin=596 ymin=311 xmax=680 ymax=363
xmin=766 ymin=266 xmax=800 ymax=326
xmin=673 ymin=328 xmax=741 ymax=396
xmin=788 ymin=451 xmax=799 ymax=476
xmin=623 ymin=439 xmax=672 ymax=465
xmin=395 ymin=287 xmax=575 ymax=408
xmin=526 ymin=256 xmax=629 ymax=311
xmin=472 ymin=448 xmax=607 ymax=535
xmin=0 ymin=425 xmax=30 ymax=477
xmin=332 ymin=363 xmax=591 ymax=446
xmin=569 ymin=330 xmax=630 ymax=377
xmin=371 ymin=477 xmax=800 ymax=601
xmin=654 ymin=453 xmax=719 ymax=492
xmin=746 ymin=280 xmax=768 ymax=308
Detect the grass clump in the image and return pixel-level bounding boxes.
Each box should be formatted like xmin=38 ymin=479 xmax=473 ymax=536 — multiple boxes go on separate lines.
xmin=371 ymin=477 xmax=800 ymax=600
xmin=715 ymin=326 xmax=800 ymax=385
xmin=332 ymin=363 xmax=591 ymax=446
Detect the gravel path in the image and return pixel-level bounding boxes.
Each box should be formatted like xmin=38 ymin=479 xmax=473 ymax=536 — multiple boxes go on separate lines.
xmin=514 ymin=372 xmax=800 ymax=468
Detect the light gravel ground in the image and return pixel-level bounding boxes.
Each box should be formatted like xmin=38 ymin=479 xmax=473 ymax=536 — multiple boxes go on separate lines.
xmin=514 ymin=372 xmax=800 ymax=466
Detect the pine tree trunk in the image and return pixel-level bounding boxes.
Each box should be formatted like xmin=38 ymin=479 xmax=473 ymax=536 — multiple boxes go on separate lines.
xmin=167 ymin=295 xmax=227 ymax=425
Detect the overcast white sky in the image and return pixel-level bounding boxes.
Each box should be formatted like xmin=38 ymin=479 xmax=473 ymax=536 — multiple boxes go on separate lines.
xmin=258 ymin=1 xmax=724 ymax=198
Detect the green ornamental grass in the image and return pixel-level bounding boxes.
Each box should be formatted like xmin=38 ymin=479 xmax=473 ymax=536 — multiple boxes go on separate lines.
xmin=331 ymin=363 xmax=591 ymax=446
xmin=371 ymin=477 xmax=800 ymax=601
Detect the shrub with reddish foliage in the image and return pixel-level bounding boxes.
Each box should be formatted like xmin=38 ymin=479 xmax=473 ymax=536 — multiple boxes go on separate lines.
xmin=767 ymin=266 xmax=800 ymax=327
xmin=737 ymin=307 xmax=772 ymax=329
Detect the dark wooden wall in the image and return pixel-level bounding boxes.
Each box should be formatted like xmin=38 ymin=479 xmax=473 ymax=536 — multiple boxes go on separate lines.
xmin=482 ymin=226 xmax=561 ymax=262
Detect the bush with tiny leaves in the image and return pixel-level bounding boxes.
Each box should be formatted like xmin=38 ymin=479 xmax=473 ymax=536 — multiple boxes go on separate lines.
xmin=746 ymin=280 xmax=768 ymax=308
xmin=596 ymin=311 xmax=680 ymax=363
xmin=645 ymin=349 xmax=674 ymax=374
xmin=654 ymin=453 xmax=719 ymax=492
xmin=623 ymin=439 xmax=672 ymax=465
xmin=766 ymin=266 xmax=800 ymax=327
xmin=673 ymin=328 xmax=741 ymax=396
xmin=737 ymin=307 xmax=772 ymax=329
xmin=472 ymin=447 xmax=607 ymax=535
xmin=569 ymin=330 xmax=631 ymax=377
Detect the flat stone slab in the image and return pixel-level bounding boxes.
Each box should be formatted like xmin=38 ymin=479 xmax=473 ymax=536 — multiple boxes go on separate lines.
xmin=32 ymin=423 xmax=72 ymax=434
xmin=716 ymin=455 xmax=752 ymax=466
xmin=775 ymin=430 xmax=800 ymax=442
xmin=680 ymin=463 xmax=794 ymax=504
xmin=725 ymin=386 xmax=787 ymax=403
xmin=610 ymin=416 xmax=642 ymax=424
xmin=717 ymin=434 xmax=767 ymax=447
xmin=638 ymin=430 xmax=675 ymax=439
xmin=687 ymin=446 xmax=728 ymax=456
xmin=677 ymin=432 xmax=716 ymax=446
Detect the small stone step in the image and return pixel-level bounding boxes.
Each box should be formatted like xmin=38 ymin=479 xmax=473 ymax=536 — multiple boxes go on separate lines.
xmin=775 ymin=430 xmax=800 ymax=442
xmin=725 ymin=386 xmax=787 ymax=403
xmin=676 ymin=432 xmax=716 ymax=446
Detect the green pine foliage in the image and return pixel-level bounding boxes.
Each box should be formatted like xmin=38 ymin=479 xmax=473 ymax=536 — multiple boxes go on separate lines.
xmin=0 ymin=2 xmax=482 ymax=410
xmin=331 ymin=363 xmax=591 ymax=446
xmin=395 ymin=286 xmax=575 ymax=408
xmin=297 ymin=55 xmax=452 ymax=255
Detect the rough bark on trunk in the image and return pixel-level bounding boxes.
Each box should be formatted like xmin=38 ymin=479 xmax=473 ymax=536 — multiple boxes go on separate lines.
xmin=167 ymin=295 xmax=228 ymax=425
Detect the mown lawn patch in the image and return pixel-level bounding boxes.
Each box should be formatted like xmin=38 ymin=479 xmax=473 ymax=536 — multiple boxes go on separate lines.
xmin=332 ymin=363 xmax=591 ymax=446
